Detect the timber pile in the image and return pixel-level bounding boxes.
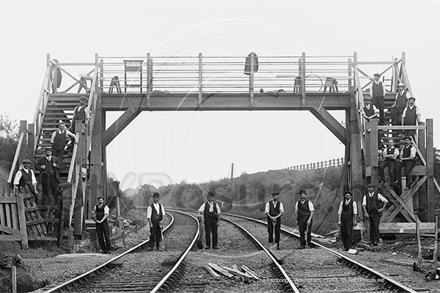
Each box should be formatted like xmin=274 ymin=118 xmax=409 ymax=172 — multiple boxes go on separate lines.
xmin=206 ymin=262 xmax=261 ymax=283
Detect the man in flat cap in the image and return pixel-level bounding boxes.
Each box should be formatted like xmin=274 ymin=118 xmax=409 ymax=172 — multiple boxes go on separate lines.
xmin=369 ymin=73 xmax=386 ymax=125
xmin=390 ymin=83 xmax=410 ymax=126
xmin=147 ymin=192 xmax=166 ymax=251
xmin=295 ymin=189 xmax=315 ymax=249
xmin=362 ymin=184 xmax=388 ymax=246
xmin=265 ymin=185 xmax=284 ymax=250
xmin=13 ymin=159 xmax=38 ymax=196
xmin=401 ymin=96 xmax=421 ymax=138
xmin=337 ymin=191 xmax=358 ymax=251
xmin=50 ymin=121 xmax=76 ymax=163
xmin=360 ymin=96 xmax=379 ymax=122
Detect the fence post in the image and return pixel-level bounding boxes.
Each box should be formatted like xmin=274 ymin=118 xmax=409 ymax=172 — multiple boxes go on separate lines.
xmin=198 ymin=52 xmax=203 ymax=106
xmin=16 ymin=195 xmax=28 ymax=249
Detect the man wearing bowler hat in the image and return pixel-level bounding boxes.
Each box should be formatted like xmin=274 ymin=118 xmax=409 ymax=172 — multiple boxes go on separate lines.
xmin=35 ymin=147 xmax=61 ymax=206
xmin=369 ymin=73 xmax=386 ymax=125
xmin=295 ymin=189 xmax=315 ymax=249
xmin=13 ymin=159 xmax=38 ymax=196
xmin=147 ymin=192 xmax=166 ymax=251
xmin=265 ymin=185 xmax=284 ymax=250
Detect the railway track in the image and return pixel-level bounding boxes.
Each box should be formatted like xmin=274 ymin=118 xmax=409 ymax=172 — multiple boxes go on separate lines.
xmin=222 ymin=213 xmax=417 ymax=293
xmin=36 ymin=210 xmax=199 ymax=293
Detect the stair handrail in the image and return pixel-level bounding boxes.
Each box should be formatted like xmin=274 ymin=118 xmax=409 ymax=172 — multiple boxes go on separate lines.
xmin=352 ymin=54 xmax=366 ymax=144
xmin=7 ymin=131 xmax=25 ymax=184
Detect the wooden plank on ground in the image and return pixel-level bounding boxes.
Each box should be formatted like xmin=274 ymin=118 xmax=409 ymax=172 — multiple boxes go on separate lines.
xmin=207 ymin=263 xmax=234 ymax=278
xmin=204 ymin=265 xmax=220 ymax=279
xmin=222 ymin=266 xmax=253 ymax=278
xmin=242 ymin=265 xmax=261 ymax=280
xmin=379 ymin=222 xmax=436 ymax=234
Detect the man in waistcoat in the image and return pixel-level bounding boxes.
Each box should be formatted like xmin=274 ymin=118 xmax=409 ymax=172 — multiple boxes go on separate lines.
xmin=71 ymin=96 xmax=90 ymax=134
xmin=396 ymin=136 xmax=417 ymax=190
xmin=360 ymin=96 xmax=379 ymax=122
xmin=13 ymin=159 xmax=38 ymax=196
xmin=265 ymin=188 xmax=284 ymax=250
xmin=35 ymin=147 xmax=61 ymax=206
xmin=295 ymin=189 xmax=315 ymax=249
xmin=362 ymin=184 xmax=388 ymax=246
xmin=337 ymin=191 xmax=358 ymax=251
xmin=147 ymin=192 xmax=166 ymax=251
xmin=50 ymin=121 xmax=76 ymax=163
xmin=92 ymin=196 xmax=111 ymax=254
xmin=401 ymin=97 xmax=421 ymax=138
xmin=198 ymin=191 xmax=221 ymax=250
xmin=390 ymin=83 xmax=410 ymax=126
xmin=379 ymin=140 xmax=400 ymax=184
xmin=369 ymin=73 xmax=386 ymax=125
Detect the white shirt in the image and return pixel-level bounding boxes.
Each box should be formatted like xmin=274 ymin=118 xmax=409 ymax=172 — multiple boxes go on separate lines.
xmin=362 ymin=193 xmax=388 ymax=206
xmin=294 ymin=200 xmax=315 ymax=212
xmin=264 ymin=201 xmax=284 ymax=215
xmin=13 ymin=168 xmax=37 ymax=185
xmin=381 ymin=146 xmax=399 ymax=160
xmin=146 ymin=203 xmax=166 ymax=219
xmin=337 ymin=200 xmax=358 ymax=215
xmin=198 ymin=202 xmax=221 ymax=214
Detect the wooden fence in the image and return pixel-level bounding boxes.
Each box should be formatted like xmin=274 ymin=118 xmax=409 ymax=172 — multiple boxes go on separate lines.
xmin=285 ymin=158 xmax=345 ymax=171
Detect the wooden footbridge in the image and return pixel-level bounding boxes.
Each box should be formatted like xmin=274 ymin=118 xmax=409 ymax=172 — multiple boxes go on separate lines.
xmin=2 ymin=52 xmax=438 ymax=246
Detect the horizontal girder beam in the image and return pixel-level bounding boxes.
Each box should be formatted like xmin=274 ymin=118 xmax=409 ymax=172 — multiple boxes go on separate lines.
xmin=100 ymin=92 xmax=351 ymax=112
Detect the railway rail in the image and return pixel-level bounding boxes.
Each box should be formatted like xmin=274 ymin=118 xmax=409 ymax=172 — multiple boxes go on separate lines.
xmin=221 ymin=213 xmax=418 ymax=293
xmin=35 ymin=211 xmax=199 ymax=293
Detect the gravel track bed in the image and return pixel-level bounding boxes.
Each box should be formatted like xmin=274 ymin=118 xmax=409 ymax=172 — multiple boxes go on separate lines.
xmin=68 ymin=211 xmax=197 ymax=292
xmin=173 ymin=216 xmax=287 ymax=292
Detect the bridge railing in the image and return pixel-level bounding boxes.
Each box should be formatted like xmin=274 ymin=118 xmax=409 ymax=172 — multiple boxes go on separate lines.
xmin=97 ymin=54 xmax=355 ymax=96
xmin=284 ymin=158 xmax=345 ymax=171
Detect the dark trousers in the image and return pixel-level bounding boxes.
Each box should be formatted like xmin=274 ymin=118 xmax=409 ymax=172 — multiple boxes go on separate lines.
xmin=267 ymin=217 xmax=281 ymax=244
xmin=368 ymin=213 xmax=381 ymax=243
xmin=372 ymin=96 xmax=385 ymax=125
xmin=52 ymin=148 xmax=64 ymax=163
xmin=396 ymin=160 xmax=416 ymax=188
xmin=379 ymin=160 xmax=396 ymax=183
xmin=204 ymin=217 xmax=218 ymax=248
xmin=96 ymin=221 xmax=111 ymax=252
xmin=340 ymin=215 xmax=353 ymax=250
xmin=41 ymin=174 xmax=58 ymax=204
xmin=298 ymin=217 xmax=312 ymax=246
xmin=390 ymin=108 xmax=403 ymax=125
xmin=149 ymin=223 xmax=162 ymax=248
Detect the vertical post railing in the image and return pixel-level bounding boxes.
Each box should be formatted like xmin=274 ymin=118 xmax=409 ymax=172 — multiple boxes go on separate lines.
xmin=249 ymin=53 xmax=255 ymax=106
xmin=198 ymin=52 xmax=203 ymax=106
xmin=301 ymin=52 xmax=306 ymax=106
xmin=348 ymin=58 xmax=352 ymax=92
xmin=147 ymin=53 xmax=152 ymax=107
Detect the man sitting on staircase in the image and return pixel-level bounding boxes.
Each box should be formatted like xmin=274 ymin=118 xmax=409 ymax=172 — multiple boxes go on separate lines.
xmin=50 ymin=121 xmax=76 ymax=163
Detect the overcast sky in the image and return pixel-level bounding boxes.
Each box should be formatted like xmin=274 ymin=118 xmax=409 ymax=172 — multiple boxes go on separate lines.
xmin=1 ymin=0 xmax=439 ymax=190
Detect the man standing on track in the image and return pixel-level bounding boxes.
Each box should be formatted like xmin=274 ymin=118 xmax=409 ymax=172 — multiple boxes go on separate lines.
xmin=362 ymin=184 xmax=388 ymax=246
xmin=147 ymin=192 xmax=166 ymax=251
xmin=265 ymin=187 xmax=284 ymax=250
xmin=92 ymin=196 xmax=112 ymax=254
xmin=337 ymin=191 xmax=358 ymax=251
xmin=198 ymin=191 xmax=221 ymax=250
xmin=295 ymin=189 xmax=315 ymax=249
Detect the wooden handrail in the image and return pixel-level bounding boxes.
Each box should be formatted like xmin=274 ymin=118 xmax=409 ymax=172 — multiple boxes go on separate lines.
xmin=32 ymin=64 xmax=51 ymax=151
xmin=7 ymin=132 xmax=24 ymax=184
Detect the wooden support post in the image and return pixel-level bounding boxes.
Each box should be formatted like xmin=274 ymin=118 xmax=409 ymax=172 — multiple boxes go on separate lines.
xmin=19 ymin=121 xmax=27 ymax=163
xmin=301 ymin=52 xmax=306 ymax=106
xmin=74 ymin=121 xmax=84 ymax=236
xmin=349 ymin=93 xmax=364 ymax=207
xmin=89 ymin=94 xmax=103 ymax=218
xmin=348 ymin=58 xmax=352 ymax=91
xmin=198 ymin=52 xmax=203 ymax=106
xmin=11 ymin=263 xmax=16 ymax=293
xmin=146 ymin=53 xmax=151 ymax=107
xmin=369 ymin=118 xmax=379 ymax=185
xmin=426 ymin=119 xmax=434 ymax=221
xmin=16 ymin=195 xmax=28 ymax=249
xmin=27 ymin=123 xmax=35 ymax=161
xmin=99 ymin=57 xmax=104 ymax=90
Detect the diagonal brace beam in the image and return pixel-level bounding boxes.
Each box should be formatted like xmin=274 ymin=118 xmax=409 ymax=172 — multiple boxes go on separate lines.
xmin=102 ymin=97 xmax=144 ymax=146
xmin=309 ymin=105 xmax=348 ymax=145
